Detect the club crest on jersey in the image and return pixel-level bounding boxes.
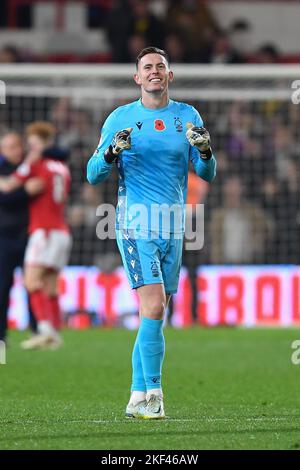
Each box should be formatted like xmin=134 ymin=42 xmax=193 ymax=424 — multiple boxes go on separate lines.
xmin=154 ymin=119 xmax=166 ymax=131
xmin=174 ymin=117 xmax=183 ymax=132
xmin=151 ymin=261 xmax=159 ymax=278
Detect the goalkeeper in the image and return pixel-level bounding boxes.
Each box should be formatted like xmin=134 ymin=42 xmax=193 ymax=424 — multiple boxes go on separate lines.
xmin=87 ymin=47 xmax=216 ymax=419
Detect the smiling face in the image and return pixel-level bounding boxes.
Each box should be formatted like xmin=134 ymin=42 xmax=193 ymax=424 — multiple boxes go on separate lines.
xmin=134 ymin=53 xmax=173 ymax=96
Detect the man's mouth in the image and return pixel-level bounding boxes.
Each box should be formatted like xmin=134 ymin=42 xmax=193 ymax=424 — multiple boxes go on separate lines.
xmin=149 ymin=78 xmax=161 ymax=83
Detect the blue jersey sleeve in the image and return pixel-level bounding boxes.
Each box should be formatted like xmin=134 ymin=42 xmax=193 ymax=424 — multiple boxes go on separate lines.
xmin=87 ymin=110 xmax=119 ymax=185
xmin=188 ymin=107 xmax=216 ymax=183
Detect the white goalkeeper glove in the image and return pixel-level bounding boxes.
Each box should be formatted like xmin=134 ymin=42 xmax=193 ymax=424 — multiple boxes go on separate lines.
xmin=104 ymin=127 xmax=133 ymax=163
xmin=186 ymin=122 xmax=212 ymax=159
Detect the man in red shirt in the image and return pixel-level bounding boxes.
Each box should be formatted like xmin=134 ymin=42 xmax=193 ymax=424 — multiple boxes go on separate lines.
xmin=0 ymin=122 xmax=72 ymax=349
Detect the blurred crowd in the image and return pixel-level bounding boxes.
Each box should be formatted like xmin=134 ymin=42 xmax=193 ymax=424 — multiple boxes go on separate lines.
xmin=202 ymin=100 xmax=300 ymax=266
xmin=104 ymin=0 xmax=280 ymax=64
xmin=0 ymin=0 xmax=283 ymax=64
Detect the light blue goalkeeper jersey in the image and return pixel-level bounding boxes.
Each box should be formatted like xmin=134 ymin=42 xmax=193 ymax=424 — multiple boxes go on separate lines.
xmin=87 ymin=98 xmax=216 ymax=234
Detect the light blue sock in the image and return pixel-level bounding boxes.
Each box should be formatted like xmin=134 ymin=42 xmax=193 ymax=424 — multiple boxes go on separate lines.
xmin=138 ymin=316 xmax=165 ymax=391
xmin=131 ymin=335 xmax=146 ymax=392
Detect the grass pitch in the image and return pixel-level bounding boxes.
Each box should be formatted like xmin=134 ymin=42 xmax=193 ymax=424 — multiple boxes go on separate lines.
xmin=0 ymin=327 xmax=300 ymax=450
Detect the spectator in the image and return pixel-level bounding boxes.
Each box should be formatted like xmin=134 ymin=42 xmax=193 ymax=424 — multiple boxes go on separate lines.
xmin=105 ymin=0 xmax=132 ymax=62
xmin=229 ymin=18 xmax=253 ymax=57
xmin=167 ymin=0 xmax=220 ymax=62
xmin=182 ymin=171 xmax=210 ymax=319
xmin=68 ymin=182 xmax=103 ymax=265
xmin=127 ymin=33 xmax=147 ymax=63
xmin=209 ymin=176 xmax=273 ymax=264
xmin=256 ymin=43 xmax=280 ymax=64
xmin=206 ymin=31 xmax=246 ymax=64
xmin=0 ymin=45 xmax=21 ymax=63
xmin=106 ymin=0 xmax=165 ymax=62
xmin=50 ymin=98 xmax=73 ymax=136
xmin=0 ymin=1 xmax=6 ymax=27
xmin=128 ymin=0 xmax=165 ymax=49
xmin=0 ymin=132 xmax=37 ymax=343
xmin=0 ymin=122 xmax=72 ymax=350
xmin=164 ymin=32 xmax=189 ymax=63
xmin=272 ymin=123 xmax=294 ymax=181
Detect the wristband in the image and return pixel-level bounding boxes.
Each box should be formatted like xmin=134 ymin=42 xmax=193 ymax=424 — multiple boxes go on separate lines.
xmin=104 ymin=145 xmax=117 ymax=164
xmin=199 ymin=147 xmax=212 ymax=160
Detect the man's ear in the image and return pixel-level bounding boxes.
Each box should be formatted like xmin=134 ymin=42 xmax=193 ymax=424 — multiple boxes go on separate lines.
xmin=133 ymin=73 xmax=142 ymax=85
xmin=168 ymin=70 xmax=174 ymax=83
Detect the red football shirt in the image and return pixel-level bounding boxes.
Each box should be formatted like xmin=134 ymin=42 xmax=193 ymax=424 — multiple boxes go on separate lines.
xmin=15 ymin=158 xmax=71 ymax=234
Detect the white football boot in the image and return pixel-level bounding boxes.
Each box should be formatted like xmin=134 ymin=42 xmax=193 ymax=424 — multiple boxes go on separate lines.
xmin=142 ymin=394 xmax=165 ymax=420
xmin=20 ymin=332 xmax=63 ymax=350
xmin=21 ymin=333 xmax=53 ymax=350
xmin=125 ymin=399 xmax=147 ymax=418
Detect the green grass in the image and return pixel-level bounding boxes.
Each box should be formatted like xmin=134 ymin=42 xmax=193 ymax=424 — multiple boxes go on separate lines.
xmin=0 ymin=327 xmax=300 ymax=450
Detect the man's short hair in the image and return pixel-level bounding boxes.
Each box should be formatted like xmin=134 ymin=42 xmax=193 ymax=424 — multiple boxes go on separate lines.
xmin=136 ymin=47 xmax=170 ymax=68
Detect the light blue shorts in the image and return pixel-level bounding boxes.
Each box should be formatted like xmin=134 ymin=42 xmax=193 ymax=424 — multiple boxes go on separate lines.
xmin=116 ymin=230 xmax=184 ymax=294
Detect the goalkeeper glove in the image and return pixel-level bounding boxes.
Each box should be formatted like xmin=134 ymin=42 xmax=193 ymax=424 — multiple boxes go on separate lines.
xmin=104 ymin=128 xmax=133 ymax=163
xmin=186 ymin=122 xmax=212 ymax=160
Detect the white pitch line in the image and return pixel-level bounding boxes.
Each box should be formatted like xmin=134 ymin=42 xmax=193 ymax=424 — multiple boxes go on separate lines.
xmin=88 ymin=416 xmax=299 ymax=424
xmin=2 ymin=416 xmax=297 ymax=426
